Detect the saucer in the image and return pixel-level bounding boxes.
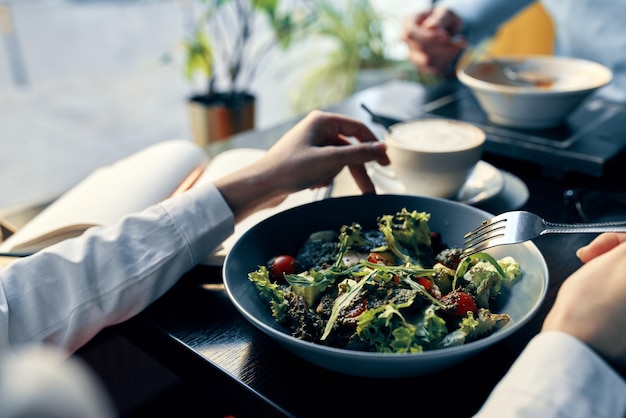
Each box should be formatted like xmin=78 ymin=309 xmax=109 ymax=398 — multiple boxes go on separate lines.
xmin=368 ymin=161 xmax=505 ymax=206
xmin=475 ymin=170 xmax=529 ymax=214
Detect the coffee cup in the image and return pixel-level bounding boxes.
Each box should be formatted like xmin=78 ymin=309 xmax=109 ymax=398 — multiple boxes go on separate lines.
xmin=382 ymin=119 xmax=486 ymax=198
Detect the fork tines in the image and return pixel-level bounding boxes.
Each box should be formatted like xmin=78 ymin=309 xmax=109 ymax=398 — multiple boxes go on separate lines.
xmin=462 ymin=213 xmax=508 ymax=257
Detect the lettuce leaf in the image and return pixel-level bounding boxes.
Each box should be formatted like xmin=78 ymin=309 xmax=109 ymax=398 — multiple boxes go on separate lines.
xmin=248 ymin=266 xmax=289 ymax=322
xmin=357 ymin=304 xmax=447 ymax=353
xmin=284 ymin=270 xmax=337 ymax=307
xmin=439 ymin=308 xmax=512 ymax=348
xmin=376 ymin=208 xmax=432 ymax=267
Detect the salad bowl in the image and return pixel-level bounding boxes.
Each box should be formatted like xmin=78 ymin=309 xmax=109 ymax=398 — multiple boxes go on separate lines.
xmin=223 ymin=194 xmax=549 ymax=378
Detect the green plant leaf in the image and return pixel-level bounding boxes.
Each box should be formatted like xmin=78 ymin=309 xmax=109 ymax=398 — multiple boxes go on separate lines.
xmin=184 ymin=28 xmax=214 ymax=81
xmin=291 ymin=0 xmax=395 ymax=111
xmin=178 ymin=0 xmax=314 ymax=96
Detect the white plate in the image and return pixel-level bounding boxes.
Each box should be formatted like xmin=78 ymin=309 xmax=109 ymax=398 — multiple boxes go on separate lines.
xmin=368 ymin=161 xmax=505 ymax=205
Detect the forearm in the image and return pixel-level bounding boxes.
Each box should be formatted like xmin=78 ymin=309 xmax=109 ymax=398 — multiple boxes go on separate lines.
xmin=213 ymin=161 xmax=288 ymax=224
xmin=475 ymin=331 xmax=626 ymax=418
xmin=0 ymin=184 xmax=233 ymax=355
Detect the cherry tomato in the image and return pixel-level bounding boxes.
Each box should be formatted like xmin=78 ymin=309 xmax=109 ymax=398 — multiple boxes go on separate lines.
xmin=414 ymin=276 xmax=442 ymax=298
xmin=345 ymin=298 xmax=368 ymax=318
xmin=414 ymin=276 xmax=432 ymax=291
xmin=442 ymin=291 xmax=478 ymax=316
xmin=367 ymin=252 xmax=394 ymax=265
xmin=267 ymin=255 xmax=299 ymax=282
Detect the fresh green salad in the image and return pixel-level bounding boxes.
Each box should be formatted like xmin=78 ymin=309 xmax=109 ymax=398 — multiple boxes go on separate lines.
xmin=248 ymin=208 xmax=522 ymax=353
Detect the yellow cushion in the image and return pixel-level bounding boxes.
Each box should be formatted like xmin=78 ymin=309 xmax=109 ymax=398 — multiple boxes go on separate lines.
xmin=490 ymin=2 xmax=554 ymax=56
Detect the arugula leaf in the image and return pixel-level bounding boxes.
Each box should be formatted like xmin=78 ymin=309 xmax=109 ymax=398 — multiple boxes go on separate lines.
xmin=359 ymin=260 xmax=444 ymax=307
xmin=321 ymin=273 xmax=374 ymax=341
xmin=359 ymin=260 xmax=436 ymax=279
xmin=334 ymin=223 xmax=370 ymax=269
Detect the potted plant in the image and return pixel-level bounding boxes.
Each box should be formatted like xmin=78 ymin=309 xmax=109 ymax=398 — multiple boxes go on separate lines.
xmin=181 ymin=0 xmax=313 ymax=145
xmin=290 ymin=0 xmax=414 ymax=113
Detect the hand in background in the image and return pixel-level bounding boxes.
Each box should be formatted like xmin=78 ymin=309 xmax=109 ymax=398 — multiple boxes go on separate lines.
xmin=401 ymin=7 xmax=465 ymax=75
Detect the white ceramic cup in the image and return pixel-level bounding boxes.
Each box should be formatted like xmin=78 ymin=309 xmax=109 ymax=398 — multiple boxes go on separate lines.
xmin=383 ymin=119 xmax=486 ymax=198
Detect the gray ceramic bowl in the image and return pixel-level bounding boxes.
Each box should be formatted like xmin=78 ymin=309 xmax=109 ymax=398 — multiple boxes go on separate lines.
xmin=223 ymin=194 xmax=548 ymax=378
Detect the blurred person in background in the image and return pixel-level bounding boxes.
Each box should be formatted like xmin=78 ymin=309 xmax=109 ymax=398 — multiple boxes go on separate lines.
xmin=401 ymin=0 xmax=626 ymax=103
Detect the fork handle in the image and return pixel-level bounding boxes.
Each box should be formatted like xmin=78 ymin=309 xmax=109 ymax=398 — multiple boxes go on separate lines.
xmin=543 ymin=220 xmax=626 ymax=235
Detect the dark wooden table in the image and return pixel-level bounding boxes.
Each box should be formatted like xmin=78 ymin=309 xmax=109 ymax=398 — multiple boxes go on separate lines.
xmin=118 ymin=80 xmax=626 ymax=417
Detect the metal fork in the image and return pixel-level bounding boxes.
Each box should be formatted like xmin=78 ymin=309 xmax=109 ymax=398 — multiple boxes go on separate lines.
xmin=462 ymin=210 xmax=626 ymax=256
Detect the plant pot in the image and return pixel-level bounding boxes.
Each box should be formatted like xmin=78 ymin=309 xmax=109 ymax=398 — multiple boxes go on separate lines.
xmin=187 ymin=92 xmax=255 ymax=147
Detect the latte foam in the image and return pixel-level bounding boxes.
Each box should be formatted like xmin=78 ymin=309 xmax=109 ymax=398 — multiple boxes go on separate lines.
xmin=388 ymin=119 xmax=484 ymax=152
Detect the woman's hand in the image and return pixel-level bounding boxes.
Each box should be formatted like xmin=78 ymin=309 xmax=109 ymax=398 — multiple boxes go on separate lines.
xmin=260 ymin=110 xmax=389 ymax=193
xmin=214 ymin=110 xmax=389 ymax=221
xmin=543 ymin=233 xmax=626 ymax=369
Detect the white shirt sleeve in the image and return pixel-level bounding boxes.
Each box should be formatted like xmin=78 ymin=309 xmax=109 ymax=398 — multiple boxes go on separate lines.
xmin=475 ymin=331 xmax=626 ymax=418
xmin=0 ymin=183 xmax=234 ymax=355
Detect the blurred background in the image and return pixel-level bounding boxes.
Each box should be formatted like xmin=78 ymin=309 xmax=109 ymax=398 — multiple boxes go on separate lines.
xmin=0 ymin=0 xmax=417 ymax=212
xmin=0 ymin=0 xmax=552 ymax=212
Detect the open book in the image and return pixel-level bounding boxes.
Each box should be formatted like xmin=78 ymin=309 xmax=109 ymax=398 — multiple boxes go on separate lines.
xmin=0 ymin=140 xmax=326 ymax=263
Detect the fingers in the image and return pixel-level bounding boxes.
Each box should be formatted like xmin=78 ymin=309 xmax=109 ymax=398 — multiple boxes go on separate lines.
xmin=402 ymin=11 xmax=429 ymax=36
xmin=305 ymin=111 xmax=389 ymax=165
xmin=403 ymin=8 xmax=461 ymax=42
xmin=314 ymin=111 xmax=380 ymax=145
xmin=301 ymin=141 xmax=388 ymax=192
xmin=217 ymin=111 xmax=387 ymax=223
xmin=329 ymin=141 xmax=389 ymax=194
xmin=424 ymin=7 xmax=463 ymax=34
xmin=422 ymin=9 xmax=449 ymax=30
xmin=402 ymin=15 xmax=443 ymax=47
xmin=262 ymin=111 xmax=389 ymax=194
xmin=544 ymin=240 xmax=626 ymax=366
xmin=576 ymin=233 xmax=626 ymax=263
xmin=401 ymin=8 xmax=464 ymax=75
xmin=311 ymin=113 xmax=389 ymax=193
xmin=348 ymin=164 xmax=377 ymax=194
xmin=343 ymin=141 xmax=389 ymax=167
